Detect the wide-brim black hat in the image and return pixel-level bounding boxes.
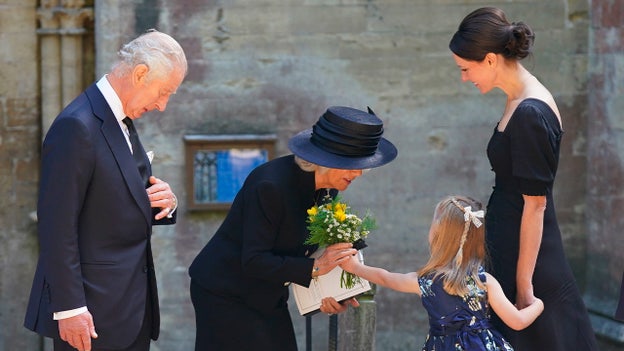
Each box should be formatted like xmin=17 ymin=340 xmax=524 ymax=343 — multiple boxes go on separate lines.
xmin=288 ymin=106 xmax=398 ymax=170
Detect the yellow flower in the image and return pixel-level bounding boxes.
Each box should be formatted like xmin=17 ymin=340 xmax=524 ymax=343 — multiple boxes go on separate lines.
xmin=304 ymin=194 xmax=376 ymax=289
xmin=334 ymin=202 xmax=347 ymax=212
xmin=335 ymin=209 xmax=346 ymax=222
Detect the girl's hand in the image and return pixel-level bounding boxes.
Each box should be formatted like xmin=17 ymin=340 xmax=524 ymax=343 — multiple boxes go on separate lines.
xmin=531 ymin=297 xmax=545 ymax=313
xmin=339 ymin=253 xmax=360 ymax=273
xmin=314 ymin=243 xmax=357 ymax=276
xmin=515 ymin=284 xmax=536 ymax=309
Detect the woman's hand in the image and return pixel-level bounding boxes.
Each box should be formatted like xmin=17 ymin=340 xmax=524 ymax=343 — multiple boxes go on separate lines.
xmin=314 ymin=243 xmax=357 ymax=276
xmin=319 ymin=297 xmax=360 ymax=315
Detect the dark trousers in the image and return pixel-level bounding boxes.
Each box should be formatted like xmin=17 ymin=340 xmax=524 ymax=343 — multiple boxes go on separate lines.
xmin=53 ymin=300 xmax=152 ymax=351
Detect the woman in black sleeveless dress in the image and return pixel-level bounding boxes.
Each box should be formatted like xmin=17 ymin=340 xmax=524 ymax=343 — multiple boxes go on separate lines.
xmin=448 ymin=7 xmax=598 ymax=351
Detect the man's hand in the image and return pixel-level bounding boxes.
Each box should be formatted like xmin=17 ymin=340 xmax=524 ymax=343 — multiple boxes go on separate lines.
xmin=146 ymin=176 xmax=177 ymax=220
xmin=58 ymin=311 xmax=98 ymax=351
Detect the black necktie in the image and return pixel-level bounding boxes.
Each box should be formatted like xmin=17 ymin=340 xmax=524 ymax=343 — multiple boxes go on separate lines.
xmin=123 ymin=117 xmax=151 ymax=187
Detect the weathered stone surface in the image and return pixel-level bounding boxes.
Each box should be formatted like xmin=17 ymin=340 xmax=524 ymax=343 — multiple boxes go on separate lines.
xmin=1 ymin=0 xmax=623 ymax=350
xmin=0 ymin=1 xmax=41 ymax=350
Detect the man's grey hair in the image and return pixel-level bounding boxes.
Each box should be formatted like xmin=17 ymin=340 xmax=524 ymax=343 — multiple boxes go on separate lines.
xmin=112 ymin=29 xmax=187 ymax=81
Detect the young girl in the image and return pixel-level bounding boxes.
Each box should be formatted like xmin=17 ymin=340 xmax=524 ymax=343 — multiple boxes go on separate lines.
xmin=340 ymin=195 xmax=544 ymax=351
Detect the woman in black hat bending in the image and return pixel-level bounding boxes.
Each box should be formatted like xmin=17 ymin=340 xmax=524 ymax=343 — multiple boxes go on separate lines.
xmin=188 ymin=106 xmax=397 ymax=350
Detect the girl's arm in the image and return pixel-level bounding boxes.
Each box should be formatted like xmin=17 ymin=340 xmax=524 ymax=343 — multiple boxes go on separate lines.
xmin=516 ymin=194 xmax=546 ymax=309
xmin=485 ymin=272 xmax=544 ymax=330
xmin=340 ymin=255 xmax=421 ymax=295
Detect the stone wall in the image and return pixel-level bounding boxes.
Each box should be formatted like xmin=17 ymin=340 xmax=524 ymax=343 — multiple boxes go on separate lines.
xmin=585 ymin=0 xmax=624 ymax=349
xmin=0 ymin=1 xmax=41 ymax=350
xmin=0 ymin=0 xmax=621 ymax=350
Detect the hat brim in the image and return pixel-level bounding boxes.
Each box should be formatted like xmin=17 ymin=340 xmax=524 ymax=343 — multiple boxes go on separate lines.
xmin=288 ymin=129 xmax=398 ymax=170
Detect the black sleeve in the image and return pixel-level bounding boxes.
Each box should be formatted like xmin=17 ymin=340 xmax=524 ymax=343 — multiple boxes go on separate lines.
xmin=508 ymin=103 xmax=557 ymax=196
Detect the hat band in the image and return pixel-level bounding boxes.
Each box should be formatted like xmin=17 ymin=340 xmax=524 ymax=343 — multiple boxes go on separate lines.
xmin=310 ymin=115 xmax=382 ymax=157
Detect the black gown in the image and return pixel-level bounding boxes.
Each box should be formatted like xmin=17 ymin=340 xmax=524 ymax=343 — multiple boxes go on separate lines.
xmin=485 ymin=98 xmax=598 ymax=350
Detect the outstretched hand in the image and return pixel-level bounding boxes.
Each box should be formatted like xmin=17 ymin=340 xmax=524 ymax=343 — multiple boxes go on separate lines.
xmin=339 ymin=253 xmax=361 ymax=273
xmin=58 ymin=311 xmax=98 ymax=351
xmin=314 ymin=243 xmax=357 ymax=276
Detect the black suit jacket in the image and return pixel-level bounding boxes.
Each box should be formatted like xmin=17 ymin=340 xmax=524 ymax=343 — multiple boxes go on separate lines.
xmin=189 ymin=155 xmax=334 ymax=315
xmin=24 ymin=84 xmax=175 ymax=349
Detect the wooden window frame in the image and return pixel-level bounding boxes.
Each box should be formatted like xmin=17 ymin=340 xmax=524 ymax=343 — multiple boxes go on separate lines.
xmin=184 ymin=134 xmax=277 ymax=211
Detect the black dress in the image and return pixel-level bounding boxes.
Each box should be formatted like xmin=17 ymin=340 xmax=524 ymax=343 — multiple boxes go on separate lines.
xmin=485 ymin=98 xmax=598 ymax=350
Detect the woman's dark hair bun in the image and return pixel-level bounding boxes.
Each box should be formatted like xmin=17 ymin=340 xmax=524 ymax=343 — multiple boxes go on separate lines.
xmin=504 ymin=21 xmax=534 ymax=60
xmin=449 ymin=7 xmax=535 ymax=62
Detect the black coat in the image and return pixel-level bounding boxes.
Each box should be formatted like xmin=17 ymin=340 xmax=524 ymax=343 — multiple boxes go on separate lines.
xmin=189 ymin=155 xmax=334 ymax=347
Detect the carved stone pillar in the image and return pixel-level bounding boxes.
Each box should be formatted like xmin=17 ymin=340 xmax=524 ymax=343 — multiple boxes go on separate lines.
xmin=37 ymin=0 xmax=62 ymax=139
xmin=37 ymin=0 xmax=93 ymax=138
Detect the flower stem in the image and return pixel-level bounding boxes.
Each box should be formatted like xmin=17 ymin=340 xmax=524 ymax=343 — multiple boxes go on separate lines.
xmin=340 ymin=271 xmax=361 ymax=289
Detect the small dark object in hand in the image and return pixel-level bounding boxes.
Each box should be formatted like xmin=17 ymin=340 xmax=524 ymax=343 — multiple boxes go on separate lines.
xmin=352 ymin=239 xmax=368 ymax=250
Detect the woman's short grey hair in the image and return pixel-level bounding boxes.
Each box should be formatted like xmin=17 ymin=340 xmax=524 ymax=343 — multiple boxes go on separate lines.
xmin=112 ymin=29 xmax=188 ymax=82
xmin=294 ymin=155 xmax=329 ymax=174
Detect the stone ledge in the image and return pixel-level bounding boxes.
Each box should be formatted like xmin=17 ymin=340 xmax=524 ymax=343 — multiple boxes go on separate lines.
xmin=589 ymin=311 xmax=624 ymax=345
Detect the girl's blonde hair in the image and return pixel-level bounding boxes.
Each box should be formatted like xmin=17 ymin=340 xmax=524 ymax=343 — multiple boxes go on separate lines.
xmin=417 ymin=195 xmax=486 ymax=295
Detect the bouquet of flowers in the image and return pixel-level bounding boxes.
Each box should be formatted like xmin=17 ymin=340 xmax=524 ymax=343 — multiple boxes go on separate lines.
xmin=305 ymin=194 xmax=376 ymax=289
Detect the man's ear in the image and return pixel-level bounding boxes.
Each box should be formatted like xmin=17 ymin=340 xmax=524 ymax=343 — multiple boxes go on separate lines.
xmin=132 ymin=64 xmax=150 ymax=85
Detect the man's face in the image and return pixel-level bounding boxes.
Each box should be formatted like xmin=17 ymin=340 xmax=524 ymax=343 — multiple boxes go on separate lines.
xmin=124 ymin=66 xmax=185 ymax=119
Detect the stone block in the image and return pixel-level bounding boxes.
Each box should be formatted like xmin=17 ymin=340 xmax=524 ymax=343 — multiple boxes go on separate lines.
xmin=221 ymin=5 xmax=367 ymax=35
xmin=6 ymin=98 xmax=39 ymax=127
xmin=530 ymin=52 xmax=588 ymax=97
xmin=593 ymin=0 xmax=624 ymax=28
xmin=0 ymin=4 xmax=36 ymax=34
xmin=338 ymin=296 xmax=377 ymax=351
xmin=15 ymin=156 xmax=39 ymax=184
xmin=366 ymin=3 xmax=466 ymax=34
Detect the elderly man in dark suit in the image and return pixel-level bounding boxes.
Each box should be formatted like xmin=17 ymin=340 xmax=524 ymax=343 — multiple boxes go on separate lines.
xmin=24 ymin=30 xmax=187 ymax=351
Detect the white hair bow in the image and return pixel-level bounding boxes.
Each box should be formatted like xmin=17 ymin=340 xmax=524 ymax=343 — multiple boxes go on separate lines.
xmin=463 ymin=206 xmax=484 ymax=228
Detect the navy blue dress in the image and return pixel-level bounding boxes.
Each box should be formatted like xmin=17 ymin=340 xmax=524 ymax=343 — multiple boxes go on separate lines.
xmin=419 ymin=270 xmax=513 ymax=351
xmin=485 ymin=99 xmax=598 ymax=350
